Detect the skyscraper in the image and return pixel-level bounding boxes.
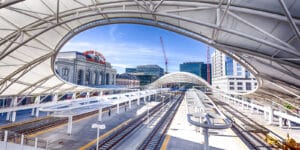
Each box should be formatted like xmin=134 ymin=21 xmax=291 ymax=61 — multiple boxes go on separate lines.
xmin=179 ymin=62 xmax=211 ymax=84
xmin=211 ymin=50 xmax=257 ymax=93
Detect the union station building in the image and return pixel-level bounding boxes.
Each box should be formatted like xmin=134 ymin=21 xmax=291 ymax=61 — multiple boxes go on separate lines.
xmin=55 ymin=51 xmax=117 ymax=86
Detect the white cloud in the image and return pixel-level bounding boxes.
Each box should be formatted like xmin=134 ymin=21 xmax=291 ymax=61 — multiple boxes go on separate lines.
xmin=112 ymin=64 xmax=132 ymax=68
xmin=59 ymin=40 xmax=167 ymax=73
xmin=109 ymin=25 xmax=118 ymax=41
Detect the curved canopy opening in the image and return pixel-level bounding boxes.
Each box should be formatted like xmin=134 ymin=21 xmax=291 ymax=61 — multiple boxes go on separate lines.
xmin=0 ymin=0 xmax=299 ymax=107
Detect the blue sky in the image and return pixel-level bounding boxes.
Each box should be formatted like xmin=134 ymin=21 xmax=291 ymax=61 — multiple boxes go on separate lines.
xmin=61 ymin=24 xmax=213 ymax=73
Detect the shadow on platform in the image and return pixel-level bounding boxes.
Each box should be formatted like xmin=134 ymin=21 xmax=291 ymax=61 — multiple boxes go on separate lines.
xmin=167 ymin=136 xmax=224 ymax=150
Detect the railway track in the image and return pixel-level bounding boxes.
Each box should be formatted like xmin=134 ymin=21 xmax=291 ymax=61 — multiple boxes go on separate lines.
xmin=92 ymin=93 xmax=183 ymax=150
xmin=0 ymin=100 xmax=137 ymax=137
xmin=95 ymin=99 xmax=170 ymax=150
xmin=212 ymin=98 xmax=283 ymax=150
xmin=137 ymin=94 xmax=183 ymax=150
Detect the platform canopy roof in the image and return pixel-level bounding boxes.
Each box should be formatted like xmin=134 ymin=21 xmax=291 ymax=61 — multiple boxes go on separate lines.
xmin=148 ymin=72 xmax=212 ymax=89
xmin=0 ymin=0 xmax=299 ymax=107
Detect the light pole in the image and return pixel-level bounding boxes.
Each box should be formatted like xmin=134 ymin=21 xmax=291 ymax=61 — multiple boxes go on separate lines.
xmin=98 ymin=106 xmax=102 ymax=122
xmin=91 ymin=123 xmax=106 ymax=150
xmin=147 ymin=102 xmax=150 ymax=126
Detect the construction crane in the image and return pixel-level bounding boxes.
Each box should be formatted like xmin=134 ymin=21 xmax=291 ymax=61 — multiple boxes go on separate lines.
xmin=207 ymin=46 xmax=211 ymax=84
xmin=160 ymin=36 xmax=168 ymax=74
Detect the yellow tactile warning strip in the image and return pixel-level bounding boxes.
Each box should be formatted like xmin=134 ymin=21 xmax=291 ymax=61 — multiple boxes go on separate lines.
xmin=78 ymin=119 xmax=132 ymax=150
xmin=160 ymin=135 xmax=171 ymax=150
xmin=0 ymin=116 xmax=50 ymax=130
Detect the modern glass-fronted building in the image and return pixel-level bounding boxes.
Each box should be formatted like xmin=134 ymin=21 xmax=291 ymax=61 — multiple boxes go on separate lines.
xmin=125 ymin=65 xmax=164 ymax=85
xmin=179 ymin=62 xmax=211 ymax=84
xmin=225 ymin=56 xmax=234 ymax=76
xmin=125 ymin=68 xmax=137 ymax=73
xmin=136 ymin=65 xmax=164 ymax=77
xmin=211 ymin=50 xmax=257 ymax=93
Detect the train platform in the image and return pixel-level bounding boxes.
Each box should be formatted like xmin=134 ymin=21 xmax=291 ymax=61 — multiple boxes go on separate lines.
xmin=0 ymin=109 xmax=47 ymax=126
xmin=230 ymin=102 xmax=300 ymax=142
xmin=162 ymin=96 xmax=248 ymax=150
xmin=28 ymin=101 xmax=157 ymax=150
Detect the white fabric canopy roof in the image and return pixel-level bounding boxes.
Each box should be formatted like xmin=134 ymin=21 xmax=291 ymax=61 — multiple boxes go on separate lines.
xmin=0 ymin=0 xmax=299 ymax=106
xmin=148 ymin=72 xmax=211 ymax=89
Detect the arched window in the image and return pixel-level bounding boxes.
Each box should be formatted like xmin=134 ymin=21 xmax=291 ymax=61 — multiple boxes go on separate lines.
xmin=94 ymin=71 xmax=98 ymax=85
xmin=106 ymin=73 xmax=110 ymax=85
xmin=85 ymin=70 xmax=91 ymax=85
xmin=62 ymin=67 xmax=69 ymax=76
xmin=77 ymin=70 xmax=84 ymax=85
xmin=101 ymin=72 xmax=106 ymax=85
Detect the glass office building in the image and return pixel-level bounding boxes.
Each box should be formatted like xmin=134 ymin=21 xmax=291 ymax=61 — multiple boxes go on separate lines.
xmin=179 ymin=62 xmax=211 ymax=84
xmin=136 ymin=65 xmax=164 ymax=77
xmin=211 ymin=50 xmax=257 ymax=93
xmin=125 ymin=65 xmax=164 ymax=86
xmin=125 ymin=68 xmax=137 ymax=73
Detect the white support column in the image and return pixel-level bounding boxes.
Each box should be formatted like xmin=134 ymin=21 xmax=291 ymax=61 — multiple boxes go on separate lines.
xmin=137 ymin=92 xmax=140 ymax=106
xmin=251 ymin=101 xmax=254 ymax=113
xmin=31 ymin=108 xmax=35 ymax=116
xmin=247 ymin=100 xmax=251 ymax=110
xmin=226 ymin=95 xmax=229 ymax=103
xmin=241 ymin=100 xmax=244 ymax=108
xmin=35 ymin=108 xmax=40 ymax=117
xmin=86 ymin=92 xmax=90 ymax=99
xmin=98 ymin=107 xmax=102 ymax=122
xmin=11 ymin=96 xmax=18 ymax=122
xmin=268 ymin=106 xmax=273 ymax=125
xmin=242 ymin=98 xmax=245 ymax=110
xmin=240 ymin=98 xmax=243 ymax=108
xmin=11 ymin=111 xmax=16 ymax=122
xmin=129 ymin=99 xmax=132 ymax=110
xmin=34 ymin=137 xmax=38 ymax=148
xmin=263 ymin=107 xmax=268 ymax=120
xmin=287 ymin=120 xmax=291 ymax=128
xmin=4 ymin=130 xmax=8 ymax=142
xmin=67 ymin=116 xmax=73 ymax=135
xmin=117 ymin=103 xmax=120 ymax=114
xmin=53 ymin=94 xmax=58 ymax=103
xmin=21 ymin=134 xmax=24 ymax=145
xmin=85 ymin=92 xmax=90 ymax=105
xmin=279 ymin=116 xmax=283 ymax=128
xmin=6 ymin=112 xmax=10 ymax=121
xmin=72 ymin=92 xmax=76 ymax=100
xmin=35 ymin=96 xmax=41 ymax=117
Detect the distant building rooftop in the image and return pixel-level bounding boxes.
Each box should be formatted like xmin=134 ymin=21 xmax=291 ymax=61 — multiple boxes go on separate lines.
xmin=116 ymin=73 xmax=138 ymax=80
